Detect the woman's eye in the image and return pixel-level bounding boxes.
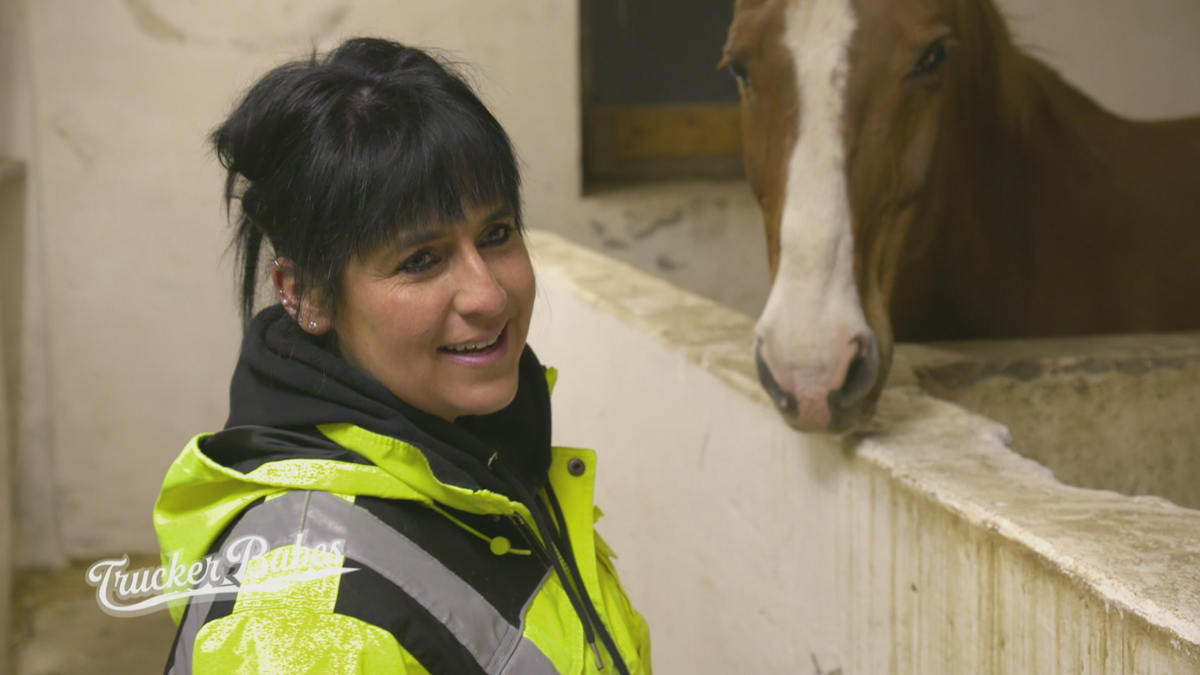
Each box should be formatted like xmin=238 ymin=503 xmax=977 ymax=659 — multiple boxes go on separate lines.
xmin=397 ymin=249 xmax=439 ymax=275
xmin=480 ymin=223 xmax=516 ymax=247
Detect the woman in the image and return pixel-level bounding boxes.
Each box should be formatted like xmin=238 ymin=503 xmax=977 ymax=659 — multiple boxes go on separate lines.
xmin=154 ymin=37 xmax=651 ymax=675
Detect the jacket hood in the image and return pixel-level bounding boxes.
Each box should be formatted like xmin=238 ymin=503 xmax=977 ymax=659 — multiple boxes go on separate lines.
xmin=219 ymin=303 xmax=553 ymax=495
xmin=154 ymin=307 xmax=632 ymax=672
xmin=154 ymin=305 xmax=555 ymax=608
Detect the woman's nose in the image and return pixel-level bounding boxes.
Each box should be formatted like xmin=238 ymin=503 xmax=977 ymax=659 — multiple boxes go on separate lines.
xmin=453 ymin=249 xmax=507 ymax=317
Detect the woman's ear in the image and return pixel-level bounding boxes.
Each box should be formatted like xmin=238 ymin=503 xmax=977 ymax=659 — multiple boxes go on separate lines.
xmin=272 ymin=257 xmax=333 ymax=335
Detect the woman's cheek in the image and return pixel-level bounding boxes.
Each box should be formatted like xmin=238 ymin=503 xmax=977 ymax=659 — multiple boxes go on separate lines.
xmin=510 ymin=250 xmax=537 ymax=315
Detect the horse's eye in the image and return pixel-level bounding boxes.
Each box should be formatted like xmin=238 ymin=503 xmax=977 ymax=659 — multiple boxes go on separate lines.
xmin=913 ymin=41 xmax=949 ymax=77
xmin=724 ymin=55 xmax=751 ymax=88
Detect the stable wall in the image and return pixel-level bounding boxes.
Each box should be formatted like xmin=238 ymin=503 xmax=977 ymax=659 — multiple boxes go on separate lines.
xmin=527 ymin=230 xmax=1200 ymax=675
xmin=7 ymin=0 xmax=581 ymax=563
xmin=0 ymin=156 xmax=23 ymax=675
xmin=0 ymin=0 xmax=61 ymax=573
xmin=913 ymin=335 xmax=1200 ymax=511
xmin=1 ymin=0 xmax=1198 ymax=567
xmin=1001 ymin=0 xmax=1200 ymax=120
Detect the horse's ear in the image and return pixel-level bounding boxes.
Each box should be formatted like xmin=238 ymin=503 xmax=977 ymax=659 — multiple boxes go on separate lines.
xmin=727 ymin=0 xmax=776 ymax=53
xmin=733 ymin=0 xmax=772 ymax=13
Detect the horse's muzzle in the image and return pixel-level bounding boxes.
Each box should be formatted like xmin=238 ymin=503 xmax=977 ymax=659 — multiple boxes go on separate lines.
xmin=755 ymin=335 xmax=881 ymax=434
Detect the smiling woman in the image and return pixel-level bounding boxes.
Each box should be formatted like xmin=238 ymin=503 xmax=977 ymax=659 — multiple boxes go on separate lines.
xmin=153 ymin=38 xmax=650 ymax=675
xmin=297 ymin=201 xmax=535 ymax=423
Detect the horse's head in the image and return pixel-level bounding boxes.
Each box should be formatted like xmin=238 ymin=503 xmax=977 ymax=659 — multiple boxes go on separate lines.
xmin=726 ymin=0 xmax=978 ymax=432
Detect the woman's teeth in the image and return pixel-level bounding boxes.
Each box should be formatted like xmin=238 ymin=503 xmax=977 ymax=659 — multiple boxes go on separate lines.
xmin=445 ymin=333 xmax=500 ymax=353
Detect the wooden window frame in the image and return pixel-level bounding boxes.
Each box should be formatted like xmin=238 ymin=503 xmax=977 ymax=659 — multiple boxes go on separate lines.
xmin=580 ymin=0 xmax=745 ymax=186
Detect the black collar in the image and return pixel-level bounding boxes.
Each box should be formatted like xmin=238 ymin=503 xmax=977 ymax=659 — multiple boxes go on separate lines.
xmin=216 ymin=304 xmax=553 ymax=498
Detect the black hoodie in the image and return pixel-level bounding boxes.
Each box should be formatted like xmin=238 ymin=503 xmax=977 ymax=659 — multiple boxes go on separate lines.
xmin=209 ymin=304 xmax=553 ymax=496
xmin=161 ymin=304 xmax=633 ymax=675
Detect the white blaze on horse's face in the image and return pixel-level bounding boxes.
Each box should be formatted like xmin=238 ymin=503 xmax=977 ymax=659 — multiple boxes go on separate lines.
xmin=753 ymin=0 xmax=878 ymax=432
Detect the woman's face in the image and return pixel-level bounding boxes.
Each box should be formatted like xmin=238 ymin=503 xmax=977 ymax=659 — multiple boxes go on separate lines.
xmin=322 ymin=202 xmax=535 ymax=422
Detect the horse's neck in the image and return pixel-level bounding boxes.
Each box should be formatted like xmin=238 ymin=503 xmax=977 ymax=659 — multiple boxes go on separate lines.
xmin=903 ymin=47 xmax=1113 ymax=334
xmin=932 ymin=53 xmax=1131 ymax=254
xmin=917 ymin=43 xmax=1200 ymax=337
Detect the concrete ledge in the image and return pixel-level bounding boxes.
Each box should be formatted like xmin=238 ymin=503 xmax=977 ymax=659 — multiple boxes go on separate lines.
xmin=527 ymin=229 xmax=1200 ymax=674
xmin=905 ymin=335 xmax=1200 ymax=510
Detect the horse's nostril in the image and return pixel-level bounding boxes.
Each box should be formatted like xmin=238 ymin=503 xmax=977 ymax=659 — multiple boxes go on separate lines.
xmin=835 ymin=336 xmax=880 ymax=409
xmin=755 ymin=345 xmax=798 ymax=415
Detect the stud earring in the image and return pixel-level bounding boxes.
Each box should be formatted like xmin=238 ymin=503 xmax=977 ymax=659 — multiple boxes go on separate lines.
xmin=308 ymin=321 xmax=318 ymax=331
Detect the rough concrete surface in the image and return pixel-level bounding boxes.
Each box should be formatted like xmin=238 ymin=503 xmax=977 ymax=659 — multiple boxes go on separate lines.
xmin=12 ymin=558 xmax=176 ymax=675
xmin=567 ymin=180 xmax=771 ymax=318
xmin=528 ymin=229 xmax=1200 ymax=674
xmin=913 ymin=335 xmax=1200 ymax=510
xmin=1 ymin=154 xmax=25 ymax=675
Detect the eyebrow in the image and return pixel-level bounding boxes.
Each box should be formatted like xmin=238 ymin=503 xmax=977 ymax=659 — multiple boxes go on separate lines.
xmin=389 ymin=224 xmax=449 ymax=254
xmin=483 ymin=205 xmax=514 ymax=223
xmin=387 ymin=205 xmax=516 ymax=254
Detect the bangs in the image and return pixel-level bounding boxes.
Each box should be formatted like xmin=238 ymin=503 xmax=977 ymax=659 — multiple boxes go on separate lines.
xmin=311 ymin=75 xmax=523 ymax=260
xmin=215 ymin=38 xmax=525 ymax=323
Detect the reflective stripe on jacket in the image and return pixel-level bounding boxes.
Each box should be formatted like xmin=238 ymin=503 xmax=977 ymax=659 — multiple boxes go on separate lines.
xmin=155 ymin=422 xmax=652 ymax=675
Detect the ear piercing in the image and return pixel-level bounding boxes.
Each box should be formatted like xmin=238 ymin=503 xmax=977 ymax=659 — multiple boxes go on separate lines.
xmin=277 ymin=291 xmax=313 ymax=329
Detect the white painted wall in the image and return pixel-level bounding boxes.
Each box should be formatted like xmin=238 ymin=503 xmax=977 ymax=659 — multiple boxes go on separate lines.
xmin=0 ymin=0 xmax=1197 ymax=566
xmin=0 ymin=282 xmax=10 ymax=673
xmin=0 ymin=0 xmax=64 ymax=571
xmin=527 ymin=230 xmax=1200 ymax=674
xmin=999 ymin=0 xmax=1200 ymax=120
xmin=0 ymin=159 xmax=18 ymax=675
xmin=11 ymin=0 xmax=580 ymax=561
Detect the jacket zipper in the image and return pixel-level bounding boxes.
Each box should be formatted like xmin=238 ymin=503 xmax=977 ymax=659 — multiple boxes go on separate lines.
xmin=509 ymin=514 xmax=552 ymax=568
xmin=509 ymin=513 xmax=609 ymax=670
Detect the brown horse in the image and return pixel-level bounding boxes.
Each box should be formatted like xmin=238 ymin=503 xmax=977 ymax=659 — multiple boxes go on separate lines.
xmin=723 ymin=0 xmax=1200 ymax=433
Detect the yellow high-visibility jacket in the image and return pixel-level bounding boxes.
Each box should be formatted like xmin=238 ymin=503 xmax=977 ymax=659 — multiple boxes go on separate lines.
xmin=153 ymin=306 xmax=651 ymax=675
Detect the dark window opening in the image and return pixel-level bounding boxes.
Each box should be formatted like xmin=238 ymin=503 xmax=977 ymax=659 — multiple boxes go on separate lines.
xmin=582 ymin=0 xmax=743 ymax=186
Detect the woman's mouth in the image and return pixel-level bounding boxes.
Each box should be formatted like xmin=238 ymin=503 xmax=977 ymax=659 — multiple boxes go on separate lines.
xmin=438 ymin=322 xmax=509 ymax=365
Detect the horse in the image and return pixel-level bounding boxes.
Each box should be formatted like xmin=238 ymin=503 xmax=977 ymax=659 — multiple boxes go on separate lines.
xmin=722 ymin=0 xmax=1200 ymax=433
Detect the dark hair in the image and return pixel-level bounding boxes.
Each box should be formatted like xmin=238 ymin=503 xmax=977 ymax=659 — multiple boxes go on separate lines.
xmin=212 ymin=37 xmax=524 ymax=325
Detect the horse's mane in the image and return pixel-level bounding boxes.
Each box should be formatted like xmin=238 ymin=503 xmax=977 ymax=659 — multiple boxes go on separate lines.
xmin=951 ymin=0 xmax=1041 ymax=140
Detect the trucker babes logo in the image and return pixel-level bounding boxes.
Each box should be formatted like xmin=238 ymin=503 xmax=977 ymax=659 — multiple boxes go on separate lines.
xmin=85 ymin=533 xmax=356 ymax=617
